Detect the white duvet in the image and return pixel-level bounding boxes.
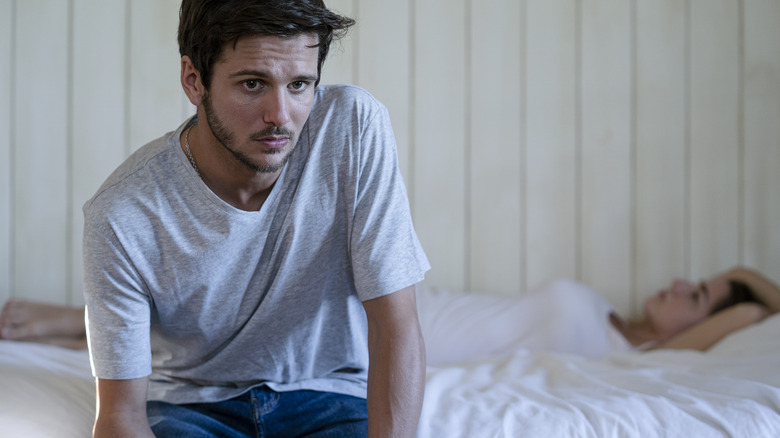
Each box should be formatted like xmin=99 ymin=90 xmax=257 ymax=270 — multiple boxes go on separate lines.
xmin=419 ymin=313 xmax=780 ymax=437
xmin=1 ymin=311 xmax=779 ymax=438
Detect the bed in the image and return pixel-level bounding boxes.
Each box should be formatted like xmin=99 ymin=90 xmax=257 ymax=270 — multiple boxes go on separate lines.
xmin=2 ymin=288 xmax=780 ymax=438
xmin=419 ymin=315 xmax=780 ymax=437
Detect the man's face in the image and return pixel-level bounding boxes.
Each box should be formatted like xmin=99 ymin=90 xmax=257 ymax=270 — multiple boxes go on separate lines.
xmin=202 ymin=33 xmax=319 ymax=174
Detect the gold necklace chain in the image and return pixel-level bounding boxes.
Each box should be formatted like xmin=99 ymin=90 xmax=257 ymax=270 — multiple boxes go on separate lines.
xmin=184 ymin=123 xmax=200 ymax=177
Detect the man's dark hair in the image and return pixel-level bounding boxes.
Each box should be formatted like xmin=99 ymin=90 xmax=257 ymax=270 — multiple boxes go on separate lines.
xmin=178 ymin=0 xmax=355 ymax=88
xmin=711 ymin=280 xmax=763 ymax=314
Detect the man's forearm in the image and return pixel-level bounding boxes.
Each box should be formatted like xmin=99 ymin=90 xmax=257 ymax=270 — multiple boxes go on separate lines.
xmin=94 ymin=377 xmax=154 ymax=438
xmin=363 ymin=286 xmax=427 ymax=437
xmin=366 ymin=324 xmax=426 ymax=438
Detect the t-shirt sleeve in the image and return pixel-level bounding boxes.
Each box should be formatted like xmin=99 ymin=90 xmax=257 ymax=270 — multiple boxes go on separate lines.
xmin=348 ymin=102 xmax=430 ymax=301
xmin=82 ymin=214 xmax=152 ymax=379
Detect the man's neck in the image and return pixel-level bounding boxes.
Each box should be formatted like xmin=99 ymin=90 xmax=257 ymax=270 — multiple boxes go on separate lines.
xmin=180 ymin=126 xmax=283 ymax=212
xmin=202 ymin=171 xmax=279 ymax=211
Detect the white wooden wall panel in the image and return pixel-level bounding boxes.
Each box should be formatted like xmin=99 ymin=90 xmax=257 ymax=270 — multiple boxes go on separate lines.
xmin=128 ymin=0 xmax=185 ymax=153
xmin=70 ymin=0 xmax=127 ymax=305
xmin=0 ymin=0 xmax=11 ymax=302
xmin=744 ymin=0 xmax=780 ymax=284
xmin=355 ymin=0 xmax=413 ymax=182
xmin=525 ymin=0 xmax=578 ymax=291
xmin=469 ymin=0 xmax=524 ymax=295
xmin=413 ymin=0 xmax=467 ymax=291
xmin=320 ymin=0 xmax=355 ymax=86
xmin=634 ymin=1 xmax=687 ymax=309
xmin=688 ymin=0 xmax=740 ymax=281
xmin=13 ymin=1 xmax=70 ymax=304
xmin=580 ymin=0 xmax=633 ymax=313
xmin=3 ymin=0 xmax=780 ymax=311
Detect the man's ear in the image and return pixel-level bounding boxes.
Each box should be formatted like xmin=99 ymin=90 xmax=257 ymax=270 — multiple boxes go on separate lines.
xmin=181 ymin=55 xmax=205 ymax=107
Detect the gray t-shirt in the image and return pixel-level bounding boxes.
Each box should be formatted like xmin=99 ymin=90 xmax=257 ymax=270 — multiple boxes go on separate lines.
xmin=82 ymin=85 xmax=430 ymax=404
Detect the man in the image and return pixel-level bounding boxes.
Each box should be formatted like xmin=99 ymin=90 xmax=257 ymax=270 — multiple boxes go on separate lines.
xmin=82 ymin=1 xmax=430 ymax=436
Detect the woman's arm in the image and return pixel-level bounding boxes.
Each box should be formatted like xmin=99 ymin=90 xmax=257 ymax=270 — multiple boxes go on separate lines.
xmin=717 ymin=266 xmax=780 ymax=313
xmin=657 ymin=302 xmax=770 ymax=351
xmin=657 ymin=266 xmax=777 ymax=351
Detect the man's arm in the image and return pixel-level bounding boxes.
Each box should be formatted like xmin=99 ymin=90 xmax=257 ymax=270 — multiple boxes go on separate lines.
xmin=363 ymin=285 xmax=426 ymax=438
xmin=93 ymin=376 xmax=154 ymax=438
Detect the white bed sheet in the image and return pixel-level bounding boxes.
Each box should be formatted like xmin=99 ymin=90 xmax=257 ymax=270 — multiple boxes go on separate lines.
xmin=0 ymin=341 xmax=94 ymax=438
xmin=418 ymin=313 xmax=780 ymax=438
xmin=0 ymin=341 xmax=95 ymax=438
xmin=1 ymin=316 xmax=779 ymax=438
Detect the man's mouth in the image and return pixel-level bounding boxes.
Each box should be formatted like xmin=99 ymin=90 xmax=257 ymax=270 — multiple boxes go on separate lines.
xmin=257 ymin=136 xmax=289 ymax=149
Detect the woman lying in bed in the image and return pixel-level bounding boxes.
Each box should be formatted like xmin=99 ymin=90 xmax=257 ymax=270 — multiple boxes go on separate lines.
xmin=417 ymin=266 xmax=779 ymax=365
xmin=1 ymin=267 xmax=778 ymax=365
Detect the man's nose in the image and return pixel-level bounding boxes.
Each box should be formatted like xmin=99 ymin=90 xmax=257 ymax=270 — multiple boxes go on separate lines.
xmin=262 ymin=89 xmax=292 ymax=127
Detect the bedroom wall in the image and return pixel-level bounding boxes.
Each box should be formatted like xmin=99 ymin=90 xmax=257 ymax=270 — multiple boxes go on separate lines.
xmin=1 ymin=0 xmax=779 ymax=317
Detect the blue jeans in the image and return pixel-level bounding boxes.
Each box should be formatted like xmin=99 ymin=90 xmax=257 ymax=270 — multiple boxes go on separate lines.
xmin=147 ymin=387 xmax=368 ymax=437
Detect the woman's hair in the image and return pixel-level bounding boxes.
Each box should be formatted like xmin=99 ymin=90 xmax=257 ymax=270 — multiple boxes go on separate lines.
xmin=711 ymin=280 xmax=763 ymax=314
xmin=178 ymin=0 xmax=355 ymax=89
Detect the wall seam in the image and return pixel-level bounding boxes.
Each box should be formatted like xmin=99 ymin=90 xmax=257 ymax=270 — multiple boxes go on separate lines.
xmin=575 ymin=0 xmax=583 ymax=282
xmin=737 ymin=0 xmax=745 ymax=263
xmin=352 ymin=0 xmax=359 ymax=84
xmin=408 ymin=0 xmax=416 ymax=218
xmin=124 ymin=0 xmax=132 ymax=157
xmin=464 ymin=0 xmax=472 ymax=290
xmin=9 ymin=0 xmax=16 ymax=298
xmin=629 ymin=0 xmax=638 ymax=313
xmin=684 ymin=0 xmax=692 ymax=278
xmin=66 ymin=0 xmax=75 ymax=305
xmin=519 ymin=0 xmax=528 ymax=292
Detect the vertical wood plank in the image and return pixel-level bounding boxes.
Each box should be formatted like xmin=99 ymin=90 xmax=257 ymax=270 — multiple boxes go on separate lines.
xmin=128 ymin=0 xmax=185 ymax=153
xmin=355 ymin=0 xmax=412 ymax=182
xmin=525 ymin=0 xmax=578 ymax=290
xmin=70 ymin=0 xmax=127 ymax=305
xmin=14 ymin=0 xmax=70 ymax=304
xmin=0 ymin=1 xmax=11 ymax=301
xmin=469 ymin=0 xmax=523 ymax=295
xmin=413 ymin=0 xmax=467 ymax=291
xmin=580 ymin=0 xmax=633 ymax=313
xmin=744 ymin=0 xmax=780 ymax=283
xmin=634 ymin=0 xmax=687 ymax=309
xmin=319 ymin=0 xmax=355 ymax=85
xmin=689 ymin=0 xmax=740 ymax=280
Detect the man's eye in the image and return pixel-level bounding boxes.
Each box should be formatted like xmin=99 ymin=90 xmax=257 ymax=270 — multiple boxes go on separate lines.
xmin=290 ymin=81 xmax=305 ymax=90
xmin=244 ymin=80 xmax=260 ymax=90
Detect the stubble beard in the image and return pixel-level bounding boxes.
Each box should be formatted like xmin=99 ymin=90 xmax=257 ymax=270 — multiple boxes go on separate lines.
xmin=202 ymin=93 xmax=297 ymax=174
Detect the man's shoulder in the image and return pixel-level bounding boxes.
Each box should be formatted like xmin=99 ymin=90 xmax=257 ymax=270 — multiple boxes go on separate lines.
xmin=83 ymin=129 xmax=180 ymax=220
xmin=315 ymin=83 xmax=377 ymax=102
xmin=313 ymin=84 xmax=385 ymax=116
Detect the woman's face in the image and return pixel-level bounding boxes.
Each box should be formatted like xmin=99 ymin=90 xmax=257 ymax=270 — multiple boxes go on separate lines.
xmin=643 ymin=277 xmax=730 ymax=338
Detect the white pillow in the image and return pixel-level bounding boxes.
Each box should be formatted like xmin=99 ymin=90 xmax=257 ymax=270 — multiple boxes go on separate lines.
xmin=707 ymin=312 xmax=780 ymax=357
